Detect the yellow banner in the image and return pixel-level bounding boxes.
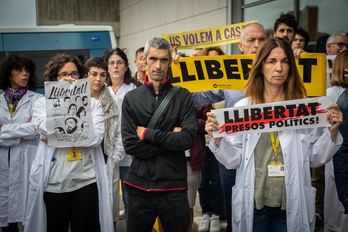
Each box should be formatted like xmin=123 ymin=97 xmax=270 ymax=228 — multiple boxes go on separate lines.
xmin=168 ymin=53 xmax=326 ymax=97
xmin=162 ymin=20 xmax=258 ymax=50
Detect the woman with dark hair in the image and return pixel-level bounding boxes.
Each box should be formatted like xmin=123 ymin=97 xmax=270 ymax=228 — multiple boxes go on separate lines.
xmin=43 ymin=53 xmax=88 ymax=81
xmin=205 ymin=38 xmax=343 ymax=232
xmin=0 ymin=54 xmax=42 ymax=232
xmin=102 ymin=47 xmax=138 ymax=94
xmin=102 ymin=48 xmax=137 ymax=224
xmin=25 ymin=53 xmax=114 ymax=232
xmin=76 ymin=106 xmax=86 ymax=118
xmin=85 ymin=56 xmax=124 ymax=226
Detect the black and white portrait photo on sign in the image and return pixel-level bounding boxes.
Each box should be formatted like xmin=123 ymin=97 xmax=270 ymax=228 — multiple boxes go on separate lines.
xmin=44 ymin=78 xmax=95 ymax=147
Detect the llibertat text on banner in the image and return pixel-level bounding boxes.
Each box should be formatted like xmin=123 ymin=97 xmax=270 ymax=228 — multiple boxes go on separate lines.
xmin=212 ymin=96 xmax=332 ymax=138
xmin=168 ymin=53 xmax=326 ymax=97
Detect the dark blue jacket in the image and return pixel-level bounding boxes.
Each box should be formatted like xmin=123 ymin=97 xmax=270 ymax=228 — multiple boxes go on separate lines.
xmin=334 ymin=89 xmax=348 ymax=214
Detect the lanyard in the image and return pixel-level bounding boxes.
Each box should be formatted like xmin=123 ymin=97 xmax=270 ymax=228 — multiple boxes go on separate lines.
xmin=269 ymin=132 xmax=279 ymax=158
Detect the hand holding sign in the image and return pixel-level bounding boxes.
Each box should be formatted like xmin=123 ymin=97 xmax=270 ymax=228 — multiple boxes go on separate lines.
xmin=172 ymin=45 xmax=181 ymax=64
xmin=211 ymin=97 xmax=339 ymax=139
xmin=326 ymin=103 xmax=343 ymax=140
xmin=205 ymin=112 xmax=222 ymax=146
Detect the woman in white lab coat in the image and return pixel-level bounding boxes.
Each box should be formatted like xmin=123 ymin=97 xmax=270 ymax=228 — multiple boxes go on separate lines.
xmin=0 ymin=54 xmax=42 ymax=232
xmin=205 ymin=38 xmax=343 ymax=232
xmin=102 ymin=48 xmax=137 ymax=223
xmin=85 ymin=56 xmax=125 ymax=225
xmin=24 ymin=53 xmax=114 ymax=232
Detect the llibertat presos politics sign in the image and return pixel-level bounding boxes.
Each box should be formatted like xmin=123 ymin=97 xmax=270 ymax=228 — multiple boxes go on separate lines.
xmin=44 ymin=78 xmax=95 ymax=147
xmin=212 ymin=97 xmax=332 ymax=138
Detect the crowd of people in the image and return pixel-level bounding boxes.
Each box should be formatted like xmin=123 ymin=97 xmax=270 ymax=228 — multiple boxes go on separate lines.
xmin=0 ymin=12 xmax=347 ymax=232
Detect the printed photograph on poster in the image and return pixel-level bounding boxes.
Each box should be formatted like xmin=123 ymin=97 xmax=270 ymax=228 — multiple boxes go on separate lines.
xmin=212 ymin=97 xmax=332 ymax=138
xmin=44 ymin=78 xmax=95 ymax=147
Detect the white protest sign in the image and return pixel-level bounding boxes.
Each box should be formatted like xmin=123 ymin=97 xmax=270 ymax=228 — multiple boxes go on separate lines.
xmin=326 ymin=55 xmax=336 ymax=88
xmin=212 ymin=97 xmax=332 ymax=138
xmin=45 ymin=78 xmax=95 ymax=147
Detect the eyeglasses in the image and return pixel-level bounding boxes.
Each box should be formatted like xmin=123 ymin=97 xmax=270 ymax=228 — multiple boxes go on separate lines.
xmin=330 ymin=42 xmax=348 ymax=48
xmin=57 ymin=72 xmax=80 ymax=79
xmin=107 ymin=60 xmax=126 ymax=66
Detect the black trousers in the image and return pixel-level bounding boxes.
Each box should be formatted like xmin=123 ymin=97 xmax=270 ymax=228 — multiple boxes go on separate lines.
xmin=43 ymin=182 xmax=100 ymax=232
xmin=1 ymin=223 xmax=19 ymax=232
xmin=127 ymin=190 xmax=190 ymax=232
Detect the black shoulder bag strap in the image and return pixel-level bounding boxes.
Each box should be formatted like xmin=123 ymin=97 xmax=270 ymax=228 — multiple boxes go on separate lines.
xmin=147 ymin=86 xmax=180 ymax=129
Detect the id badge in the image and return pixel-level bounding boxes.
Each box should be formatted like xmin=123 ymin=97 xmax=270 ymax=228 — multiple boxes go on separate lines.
xmin=267 ymin=162 xmax=285 ymax=177
xmin=67 ymin=148 xmax=82 ymax=161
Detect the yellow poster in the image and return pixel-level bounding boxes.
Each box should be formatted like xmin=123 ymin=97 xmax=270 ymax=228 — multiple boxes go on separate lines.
xmin=169 ymin=53 xmax=326 ymax=97
xmin=162 ymin=20 xmax=258 ymax=50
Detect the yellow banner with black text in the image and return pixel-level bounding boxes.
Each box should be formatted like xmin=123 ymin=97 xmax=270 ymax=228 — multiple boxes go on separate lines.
xmin=162 ymin=20 xmax=258 ymax=50
xmin=168 ymin=53 xmax=326 ymax=97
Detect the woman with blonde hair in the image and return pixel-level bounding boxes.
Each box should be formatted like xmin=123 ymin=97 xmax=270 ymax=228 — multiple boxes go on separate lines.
xmin=325 ymin=50 xmax=348 ymax=231
xmin=328 ymin=50 xmax=348 ymax=98
xmin=205 ymin=38 xmax=343 ymax=232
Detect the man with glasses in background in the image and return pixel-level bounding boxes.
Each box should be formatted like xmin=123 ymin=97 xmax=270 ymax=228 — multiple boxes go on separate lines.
xmin=326 ymin=32 xmax=348 ymax=55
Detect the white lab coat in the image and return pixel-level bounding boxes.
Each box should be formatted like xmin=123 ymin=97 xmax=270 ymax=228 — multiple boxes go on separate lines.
xmin=24 ymin=97 xmax=114 ymax=232
xmin=324 ymin=86 xmax=348 ymax=232
xmin=209 ymin=97 xmax=342 ymax=232
xmin=108 ymin=83 xmax=135 ymax=167
xmin=107 ymin=84 xmax=134 ymax=222
xmin=106 ymin=94 xmax=125 ymax=222
xmin=0 ymin=90 xmax=42 ymax=227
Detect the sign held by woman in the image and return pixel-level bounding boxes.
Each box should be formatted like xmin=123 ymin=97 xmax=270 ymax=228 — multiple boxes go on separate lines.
xmin=212 ymin=96 xmax=332 ymax=137
xmin=45 ymin=78 xmax=95 ymax=147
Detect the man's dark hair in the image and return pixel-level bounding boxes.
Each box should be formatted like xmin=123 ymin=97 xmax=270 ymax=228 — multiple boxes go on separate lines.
xmin=135 ymin=47 xmax=145 ymax=59
xmin=296 ymin=28 xmax=310 ymax=47
xmin=85 ymin=56 xmax=108 ymax=72
xmin=274 ymin=13 xmax=297 ymax=33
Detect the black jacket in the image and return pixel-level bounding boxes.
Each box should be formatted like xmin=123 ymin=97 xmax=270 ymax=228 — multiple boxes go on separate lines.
xmin=121 ymin=76 xmax=197 ymax=191
xmin=334 ymin=89 xmax=348 ymax=213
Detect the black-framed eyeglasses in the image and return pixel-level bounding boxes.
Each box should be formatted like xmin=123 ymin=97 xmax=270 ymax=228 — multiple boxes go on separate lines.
xmin=57 ymin=72 xmax=80 ymax=79
xmin=107 ymin=60 xmax=126 ymax=66
xmin=330 ymin=42 xmax=348 ymax=48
